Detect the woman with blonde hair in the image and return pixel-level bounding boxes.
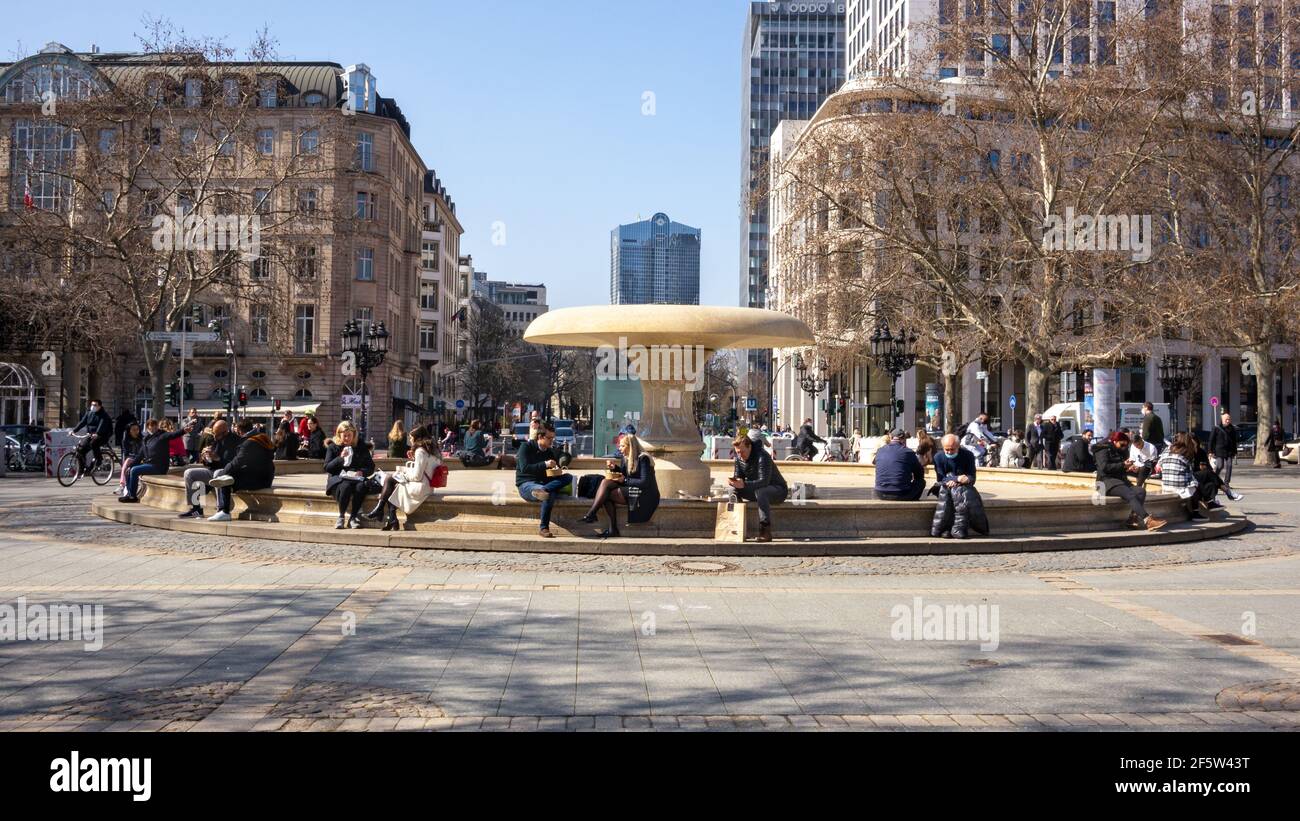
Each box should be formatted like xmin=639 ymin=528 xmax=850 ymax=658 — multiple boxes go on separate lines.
xmin=324 ymin=420 xmax=376 ymax=529
xmin=387 ymin=420 xmax=407 ymax=458
xmin=580 ymin=432 xmax=659 ymax=538
xmin=366 ymin=424 xmax=443 ymax=531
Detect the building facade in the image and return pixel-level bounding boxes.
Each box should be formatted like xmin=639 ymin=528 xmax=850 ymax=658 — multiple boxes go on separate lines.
xmin=740 ymin=2 xmax=846 ymax=411
xmin=0 ymin=44 xmax=454 ymax=438
xmin=421 ymin=171 xmax=464 ymax=417
xmin=610 ymin=212 xmax=700 ymax=305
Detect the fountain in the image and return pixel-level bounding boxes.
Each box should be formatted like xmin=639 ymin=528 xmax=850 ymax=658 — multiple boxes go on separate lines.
xmin=523 ymin=305 xmax=815 ymax=497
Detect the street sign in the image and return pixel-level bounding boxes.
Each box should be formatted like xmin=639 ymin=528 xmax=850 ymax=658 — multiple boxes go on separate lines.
xmin=1211 ymin=396 xmax=1220 ymax=408
xmin=341 ymin=395 xmax=371 ymax=411
xmin=1009 ymin=395 xmax=1017 ymax=410
xmin=976 ymin=370 xmax=989 ymax=381
xmin=455 ymin=399 xmax=465 ymax=410
xmin=745 ymin=397 xmax=758 ymax=412
xmin=147 ymin=331 xmax=220 ymax=344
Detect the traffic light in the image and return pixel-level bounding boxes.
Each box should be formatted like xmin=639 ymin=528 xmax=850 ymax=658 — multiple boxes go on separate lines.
xmin=274 ymin=398 xmax=282 ymax=412
xmin=164 ymin=382 xmax=176 ymax=405
xmin=238 ymin=388 xmax=248 ymax=407
xmin=190 ymin=304 xmax=203 ymax=328
xmin=895 ymin=399 xmax=905 ymax=415
xmin=183 ymin=382 xmax=194 ymax=401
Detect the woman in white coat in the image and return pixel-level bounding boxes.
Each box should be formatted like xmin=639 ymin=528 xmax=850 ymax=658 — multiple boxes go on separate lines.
xmin=363 ymin=425 xmax=442 ymax=530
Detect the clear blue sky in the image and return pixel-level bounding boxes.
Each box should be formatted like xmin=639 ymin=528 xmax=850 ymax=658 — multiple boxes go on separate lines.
xmin=8 ymin=0 xmax=749 ymax=309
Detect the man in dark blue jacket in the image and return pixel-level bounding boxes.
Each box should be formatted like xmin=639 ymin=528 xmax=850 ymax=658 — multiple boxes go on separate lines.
xmin=72 ymin=399 xmax=113 ymax=472
xmin=930 ymin=434 xmax=988 ymax=539
xmin=874 ymin=429 xmax=926 ymax=501
xmin=515 ymin=422 xmax=572 ymax=538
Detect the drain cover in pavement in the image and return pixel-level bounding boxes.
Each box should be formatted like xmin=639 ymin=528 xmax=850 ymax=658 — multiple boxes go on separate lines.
xmin=664 ymin=560 xmax=741 ymax=574
xmin=1216 ymin=679 xmax=1300 ymax=711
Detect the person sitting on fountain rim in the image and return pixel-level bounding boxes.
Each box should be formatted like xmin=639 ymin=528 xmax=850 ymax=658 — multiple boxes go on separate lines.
xmin=874 ymin=428 xmax=927 ymax=501
xmin=728 ymin=433 xmax=788 ymax=544
xmin=929 ymin=434 xmax=989 ymax=540
xmin=323 ymin=420 xmax=375 ymax=530
xmin=206 ymin=419 xmax=276 ymax=522
xmin=365 ymin=424 xmax=442 ymax=531
xmin=178 ymin=419 xmax=240 ymax=519
xmin=1093 ymin=430 xmax=1167 ymax=532
xmin=516 ymin=422 xmax=572 ymax=539
xmin=580 ymin=431 xmax=659 ymax=538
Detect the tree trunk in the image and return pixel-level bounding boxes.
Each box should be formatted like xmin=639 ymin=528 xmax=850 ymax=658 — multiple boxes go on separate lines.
xmin=1252 ymin=345 xmax=1276 ymax=466
xmin=1025 ymin=364 xmax=1050 ymax=423
xmin=943 ymin=370 xmax=960 ymax=432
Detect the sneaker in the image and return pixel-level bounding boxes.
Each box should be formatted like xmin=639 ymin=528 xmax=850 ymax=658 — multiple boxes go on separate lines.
xmin=207 ymin=511 xmax=232 ymax=523
xmin=1145 ymin=516 xmax=1168 ymax=532
xmin=209 ymin=475 xmax=235 ymax=488
xmin=531 ymin=488 xmax=550 ymax=502
xmin=119 ymin=496 xmax=139 ymax=504
xmin=334 ymin=516 xmax=346 ymax=530
xmin=348 ymin=516 xmax=362 ymax=529
xmin=1189 ymin=510 xmax=1210 ymax=521
xmin=177 ymin=507 xmax=204 ymax=519
xmin=1226 ymin=489 xmax=1244 ymax=502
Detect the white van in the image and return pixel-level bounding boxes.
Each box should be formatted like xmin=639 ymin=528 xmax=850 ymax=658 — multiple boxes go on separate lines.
xmin=1040 ymin=402 xmax=1172 ymax=442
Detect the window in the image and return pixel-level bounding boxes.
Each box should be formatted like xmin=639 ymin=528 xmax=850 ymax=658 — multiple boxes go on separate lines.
xmin=294 ymin=389 xmax=313 ymax=399
xmin=251 ymin=256 xmax=271 ymax=280
xmin=180 ymin=127 xmax=198 ymax=150
xmin=297 ymin=188 xmax=318 ymax=213
xmin=97 ymin=128 xmax=117 ymax=154
xmin=253 ymin=188 xmax=271 ymax=214
xmin=353 ymin=307 xmax=373 ymax=338
xmin=215 ymin=128 xmax=234 ymax=157
xmin=297 ymin=128 xmax=320 ymax=155
xmin=100 ymin=189 xmax=116 ymax=212
xmin=177 ymin=190 xmax=195 ymax=217
xmin=11 ymin=120 xmax=76 ymax=211
xmin=212 ymin=304 xmax=231 ymax=333
xmin=356 ymin=247 xmax=374 ymax=281
xmin=259 ymin=77 xmax=278 ymax=108
xmin=421 ymin=240 xmax=440 ymax=271
xmin=355 ymin=191 xmax=375 ymax=220
xmin=294 ymin=246 xmax=318 ymax=279
xmin=256 ymin=128 xmax=274 ymax=155
xmin=420 ymin=281 xmax=438 ymax=310
xmin=303 ymin=92 xmax=326 ymax=108
xmin=355 ymin=132 xmax=374 ymax=171
xmin=184 ymin=78 xmax=203 ymax=108
xmin=294 ymin=306 xmax=315 ymax=354
xmin=144 ymin=127 xmax=161 ymax=148
xmin=142 ymin=189 xmax=161 ymax=219
xmin=252 ymin=304 xmax=270 ymax=344
xmin=223 ymin=77 xmax=241 ymax=106
xmin=420 ymin=324 xmax=437 ymax=352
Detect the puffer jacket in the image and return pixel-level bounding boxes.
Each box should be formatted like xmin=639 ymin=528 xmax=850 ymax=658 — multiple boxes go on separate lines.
xmin=930 ymin=483 xmax=990 ymax=539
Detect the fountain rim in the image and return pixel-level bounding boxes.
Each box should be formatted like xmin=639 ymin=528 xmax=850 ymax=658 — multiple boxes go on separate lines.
xmin=522 ymin=305 xmax=815 ymax=350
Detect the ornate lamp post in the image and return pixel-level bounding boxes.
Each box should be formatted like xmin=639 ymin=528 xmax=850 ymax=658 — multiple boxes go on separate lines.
xmin=794 ymin=352 xmax=828 ymax=398
xmin=870 ymin=323 xmax=918 ymax=430
xmin=340 ymin=319 xmax=389 ymax=443
xmin=1158 ymin=355 xmax=1196 ymax=434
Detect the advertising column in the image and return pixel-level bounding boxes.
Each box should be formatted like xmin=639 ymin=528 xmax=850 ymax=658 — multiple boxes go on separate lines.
xmin=1092 ymin=368 xmax=1119 ymax=439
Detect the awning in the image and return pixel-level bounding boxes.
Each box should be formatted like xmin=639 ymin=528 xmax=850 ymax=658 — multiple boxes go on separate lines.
xmin=163 ymin=401 xmax=322 ymax=416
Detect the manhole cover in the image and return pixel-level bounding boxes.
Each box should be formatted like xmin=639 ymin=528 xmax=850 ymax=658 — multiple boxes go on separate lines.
xmin=664 ymin=560 xmax=741 ymax=575
xmin=1216 ymin=680 xmax=1300 ymax=712
xmin=966 ymin=658 xmax=1000 ymax=669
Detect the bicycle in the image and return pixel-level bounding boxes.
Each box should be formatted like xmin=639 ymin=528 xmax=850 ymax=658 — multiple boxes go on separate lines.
xmin=57 ymin=434 xmax=117 ymax=488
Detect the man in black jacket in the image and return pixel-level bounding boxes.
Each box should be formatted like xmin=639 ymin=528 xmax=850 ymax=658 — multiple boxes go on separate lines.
xmin=793 ymin=418 xmax=825 ymax=460
xmin=729 ymin=434 xmax=789 ymax=543
xmin=1025 ymin=414 xmax=1047 ymax=469
xmin=121 ymin=417 xmax=196 ymax=502
xmin=1042 ymin=416 xmax=1064 ymax=470
xmin=1207 ymin=411 xmax=1243 ymax=496
xmin=1094 ymin=431 xmax=1167 ymax=532
xmin=874 ymin=430 xmax=926 ymax=501
xmin=515 ymin=422 xmax=572 ymax=538
xmin=177 ymin=420 xmax=241 ymax=519
xmin=72 ymin=399 xmax=114 ymax=473
xmin=1062 ymin=429 xmax=1096 ymax=473
xmin=207 ymin=419 xmax=276 ymax=521
xmin=1140 ymin=403 xmax=1166 ymax=455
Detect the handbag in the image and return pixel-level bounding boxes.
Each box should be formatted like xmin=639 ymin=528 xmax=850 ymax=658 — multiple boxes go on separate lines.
xmin=429 ymin=463 xmax=449 ymax=488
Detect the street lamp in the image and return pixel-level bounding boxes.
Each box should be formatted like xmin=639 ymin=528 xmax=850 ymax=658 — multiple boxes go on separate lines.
xmin=795 ymin=352 xmax=828 ymax=398
xmin=340 ymin=319 xmax=389 ymax=443
xmin=870 ymin=323 xmax=918 ymax=430
xmin=1158 ymin=355 xmax=1197 ymax=433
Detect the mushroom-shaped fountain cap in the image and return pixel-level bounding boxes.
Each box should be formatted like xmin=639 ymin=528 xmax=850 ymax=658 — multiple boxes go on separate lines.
xmin=523 ymin=305 xmax=814 ymax=350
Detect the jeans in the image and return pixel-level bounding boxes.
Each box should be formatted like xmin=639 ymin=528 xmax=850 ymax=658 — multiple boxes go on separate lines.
xmin=182 ymin=467 xmax=213 ymax=508
xmin=518 ymin=475 xmax=573 ymax=529
xmin=126 ymin=463 xmax=165 ymax=498
xmin=1108 ymin=483 xmax=1149 ymax=520
xmin=1210 ymin=456 xmax=1235 ymax=486
xmin=736 ymin=484 xmax=787 ymax=524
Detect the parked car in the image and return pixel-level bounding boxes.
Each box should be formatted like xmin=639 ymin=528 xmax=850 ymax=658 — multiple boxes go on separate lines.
xmin=510 ymin=423 xmax=532 ymax=451
xmin=554 ymin=426 xmax=576 ymax=451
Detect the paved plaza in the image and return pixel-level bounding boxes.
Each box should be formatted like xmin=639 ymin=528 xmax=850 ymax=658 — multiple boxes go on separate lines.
xmin=1 ymin=469 xmax=1299 ymax=731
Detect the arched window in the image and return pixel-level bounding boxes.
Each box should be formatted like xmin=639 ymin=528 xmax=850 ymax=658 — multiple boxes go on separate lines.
xmin=250 ymin=388 xmax=269 ymax=399
xmin=294 ymin=389 xmax=313 ymax=399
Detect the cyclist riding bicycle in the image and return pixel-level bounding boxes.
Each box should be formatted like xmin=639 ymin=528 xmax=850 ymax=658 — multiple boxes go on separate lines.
xmin=72 ymin=399 xmax=114 ymax=471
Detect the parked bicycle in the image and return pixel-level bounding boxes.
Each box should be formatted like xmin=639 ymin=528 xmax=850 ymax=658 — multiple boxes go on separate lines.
xmin=57 ymin=434 xmax=116 ymax=488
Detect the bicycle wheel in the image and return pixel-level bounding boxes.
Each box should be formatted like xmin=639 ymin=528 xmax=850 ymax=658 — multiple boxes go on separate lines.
xmin=56 ymin=451 xmax=81 ymax=487
xmin=90 ymin=453 xmax=116 ymax=486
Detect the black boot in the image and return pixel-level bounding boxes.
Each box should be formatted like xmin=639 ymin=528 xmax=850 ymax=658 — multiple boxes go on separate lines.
xmin=382 ymin=505 xmax=400 ymax=531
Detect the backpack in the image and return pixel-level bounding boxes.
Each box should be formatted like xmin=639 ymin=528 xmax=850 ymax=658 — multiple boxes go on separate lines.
xmin=577 ymin=473 xmax=603 ymax=499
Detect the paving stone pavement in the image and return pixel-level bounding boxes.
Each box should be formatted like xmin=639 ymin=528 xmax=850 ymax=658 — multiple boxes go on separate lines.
xmin=1 ymin=470 xmax=1299 ymax=731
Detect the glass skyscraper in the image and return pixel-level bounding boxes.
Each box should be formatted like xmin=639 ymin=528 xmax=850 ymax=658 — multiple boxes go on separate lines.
xmin=740 ymin=1 xmax=846 ymax=407
xmin=610 ymin=213 xmax=701 ymax=305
